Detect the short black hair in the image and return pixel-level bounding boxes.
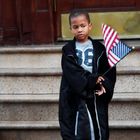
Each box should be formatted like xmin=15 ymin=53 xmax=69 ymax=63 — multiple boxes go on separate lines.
xmin=69 ymin=9 xmax=90 ymax=25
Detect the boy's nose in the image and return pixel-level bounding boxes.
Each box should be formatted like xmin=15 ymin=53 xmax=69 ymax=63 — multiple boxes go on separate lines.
xmin=78 ymin=26 xmax=83 ymax=32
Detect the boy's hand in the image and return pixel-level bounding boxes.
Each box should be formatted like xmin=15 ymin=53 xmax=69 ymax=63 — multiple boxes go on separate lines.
xmin=95 ymin=76 xmax=106 ymax=96
xmin=96 ymin=76 xmax=104 ymax=85
xmin=95 ymin=85 xmax=106 ymax=96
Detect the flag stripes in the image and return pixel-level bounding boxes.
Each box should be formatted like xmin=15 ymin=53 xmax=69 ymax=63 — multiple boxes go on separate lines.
xmin=102 ymin=24 xmax=119 ymax=56
xmin=102 ymin=23 xmax=133 ymax=67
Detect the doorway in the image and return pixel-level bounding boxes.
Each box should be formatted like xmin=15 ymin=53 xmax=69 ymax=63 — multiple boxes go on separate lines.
xmin=0 ymin=0 xmax=54 ymax=45
xmin=0 ymin=0 xmax=139 ymax=45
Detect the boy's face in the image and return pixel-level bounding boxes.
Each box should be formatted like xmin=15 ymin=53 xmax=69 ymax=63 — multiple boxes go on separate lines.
xmin=70 ymin=14 xmax=92 ymax=43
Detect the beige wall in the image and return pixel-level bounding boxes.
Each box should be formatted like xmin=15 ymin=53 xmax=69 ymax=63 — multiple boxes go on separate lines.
xmin=61 ymin=11 xmax=140 ymax=40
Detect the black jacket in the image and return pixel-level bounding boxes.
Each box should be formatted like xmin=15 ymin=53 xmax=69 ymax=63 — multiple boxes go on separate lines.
xmin=59 ymin=37 xmax=116 ymax=140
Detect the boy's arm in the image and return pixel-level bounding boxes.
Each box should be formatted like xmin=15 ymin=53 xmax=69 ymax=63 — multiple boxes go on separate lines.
xmin=62 ymin=51 xmax=98 ymax=98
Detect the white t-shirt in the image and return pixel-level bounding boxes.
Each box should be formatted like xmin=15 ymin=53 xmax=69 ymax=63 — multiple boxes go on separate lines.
xmin=76 ymin=39 xmax=94 ymax=73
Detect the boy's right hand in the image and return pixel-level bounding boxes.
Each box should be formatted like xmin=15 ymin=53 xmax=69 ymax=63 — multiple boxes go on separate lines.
xmin=96 ymin=76 xmax=105 ymax=85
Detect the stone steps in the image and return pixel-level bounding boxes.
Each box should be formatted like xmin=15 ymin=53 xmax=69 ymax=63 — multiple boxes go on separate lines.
xmin=0 ymin=66 xmax=139 ymax=75
xmin=109 ymin=94 xmax=140 ymax=120
xmin=0 ymin=93 xmax=139 ymax=121
xmin=0 ymin=41 xmax=139 ymax=69
xmin=0 ymin=120 xmax=139 ymax=140
xmin=0 ymin=94 xmax=58 ymax=121
xmin=0 ymin=41 xmax=139 ymax=139
xmin=0 ymin=70 xmax=61 ymax=94
xmin=0 ymin=46 xmax=62 ymax=69
xmin=0 ymin=120 xmax=139 ymax=129
xmin=0 ymin=92 xmax=139 ymax=102
xmin=0 ymin=67 xmax=139 ymax=94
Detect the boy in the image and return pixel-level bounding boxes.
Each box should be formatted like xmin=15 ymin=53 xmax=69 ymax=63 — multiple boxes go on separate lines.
xmin=59 ymin=9 xmax=116 ymax=140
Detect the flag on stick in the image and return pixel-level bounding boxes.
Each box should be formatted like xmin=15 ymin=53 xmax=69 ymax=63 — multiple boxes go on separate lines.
xmin=102 ymin=24 xmax=133 ymax=67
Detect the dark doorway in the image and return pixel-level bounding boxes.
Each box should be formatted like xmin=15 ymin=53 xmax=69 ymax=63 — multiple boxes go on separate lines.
xmin=0 ymin=0 xmax=54 ymax=45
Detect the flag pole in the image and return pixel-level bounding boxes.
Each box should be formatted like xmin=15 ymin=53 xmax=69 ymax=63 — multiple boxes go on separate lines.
xmin=102 ymin=65 xmax=115 ymax=76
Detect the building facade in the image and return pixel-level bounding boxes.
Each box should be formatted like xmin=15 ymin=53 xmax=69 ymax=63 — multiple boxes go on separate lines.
xmin=0 ymin=0 xmax=139 ymax=45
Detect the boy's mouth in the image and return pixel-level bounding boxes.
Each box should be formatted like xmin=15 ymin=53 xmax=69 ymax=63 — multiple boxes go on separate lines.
xmin=77 ymin=34 xmax=84 ymax=37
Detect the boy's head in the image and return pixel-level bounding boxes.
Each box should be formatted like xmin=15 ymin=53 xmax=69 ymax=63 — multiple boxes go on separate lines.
xmin=69 ymin=9 xmax=90 ymax=25
xmin=69 ymin=9 xmax=92 ymax=42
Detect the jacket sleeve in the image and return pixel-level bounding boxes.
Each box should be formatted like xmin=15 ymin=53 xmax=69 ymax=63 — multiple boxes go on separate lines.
xmin=98 ymin=50 xmax=116 ymax=101
xmin=61 ymin=49 xmax=98 ymax=98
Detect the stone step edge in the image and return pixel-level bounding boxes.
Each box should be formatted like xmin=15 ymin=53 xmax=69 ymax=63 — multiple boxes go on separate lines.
xmin=112 ymin=93 xmax=140 ymax=102
xmin=0 ymin=68 xmax=62 ymax=76
xmin=0 ymin=46 xmax=62 ymax=54
xmin=0 ymin=67 xmax=140 ymax=76
xmin=0 ymin=94 xmax=59 ymax=103
xmin=0 ymin=40 xmax=139 ymax=54
xmin=0 ymin=93 xmax=139 ymax=103
xmin=0 ymin=121 xmax=59 ymax=129
xmin=109 ymin=120 xmax=140 ymax=129
xmin=0 ymin=120 xmax=139 ymax=129
xmin=117 ymin=66 xmax=140 ymax=75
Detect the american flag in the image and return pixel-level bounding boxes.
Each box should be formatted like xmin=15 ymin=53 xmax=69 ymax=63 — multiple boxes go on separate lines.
xmin=102 ymin=24 xmax=133 ymax=67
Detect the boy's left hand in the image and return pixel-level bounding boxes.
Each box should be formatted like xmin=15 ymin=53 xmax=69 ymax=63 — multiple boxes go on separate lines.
xmin=95 ymin=85 xmax=106 ymax=96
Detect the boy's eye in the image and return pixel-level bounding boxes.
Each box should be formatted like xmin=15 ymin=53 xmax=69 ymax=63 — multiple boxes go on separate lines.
xmin=80 ymin=24 xmax=86 ymax=28
xmin=72 ymin=25 xmax=79 ymax=29
xmin=72 ymin=24 xmax=87 ymax=29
